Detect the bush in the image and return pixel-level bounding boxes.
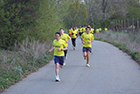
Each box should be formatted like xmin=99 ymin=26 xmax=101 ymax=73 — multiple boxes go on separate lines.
xmin=0 ymin=39 xmax=53 ymax=92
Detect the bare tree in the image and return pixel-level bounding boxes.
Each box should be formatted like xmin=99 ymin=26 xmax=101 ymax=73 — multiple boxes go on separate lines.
xmin=85 ymin=0 xmax=130 ymax=22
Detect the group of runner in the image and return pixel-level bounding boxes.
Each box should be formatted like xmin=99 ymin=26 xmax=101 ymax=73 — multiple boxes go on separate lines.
xmin=49 ymin=25 xmax=106 ymax=82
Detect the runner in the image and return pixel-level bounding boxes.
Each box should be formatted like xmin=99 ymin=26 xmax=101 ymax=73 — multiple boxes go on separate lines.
xmin=79 ymin=26 xmax=83 ymax=37
xmin=105 ymin=27 xmax=107 ymax=31
xmin=49 ymin=32 xmax=67 ymax=81
xmin=69 ymin=27 xmax=73 ymax=36
xmin=82 ymin=26 xmax=87 ymax=33
xmin=70 ymin=27 xmax=78 ymax=50
xmin=88 ymin=25 xmax=94 ymax=34
xmin=60 ymin=28 xmax=71 ymax=65
xmin=81 ymin=26 xmax=94 ymax=67
xmin=99 ymin=28 xmax=102 ymax=32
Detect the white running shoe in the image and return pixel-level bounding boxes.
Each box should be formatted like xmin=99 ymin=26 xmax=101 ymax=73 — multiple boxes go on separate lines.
xmin=55 ymin=76 xmax=60 ymax=82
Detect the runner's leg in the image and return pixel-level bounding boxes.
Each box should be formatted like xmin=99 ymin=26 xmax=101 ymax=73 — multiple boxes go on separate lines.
xmin=87 ymin=51 xmax=90 ymax=64
xmin=55 ymin=63 xmax=59 ymax=76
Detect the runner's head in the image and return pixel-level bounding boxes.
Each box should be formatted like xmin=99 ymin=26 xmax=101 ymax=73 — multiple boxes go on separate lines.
xmin=73 ymin=27 xmax=76 ymax=31
xmin=55 ymin=32 xmax=61 ymax=40
xmin=86 ymin=26 xmax=91 ymax=34
xmin=88 ymin=25 xmax=91 ymax=29
xmin=60 ymin=28 xmax=64 ymax=35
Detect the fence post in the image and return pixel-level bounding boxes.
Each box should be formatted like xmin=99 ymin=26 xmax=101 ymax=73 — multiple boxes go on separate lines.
xmin=116 ymin=20 xmax=117 ymax=31
xmin=124 ymin=19 xmax=126 ymax=32
xmin=137 ymin=17 xmax=139 ymax=31
xmin=121 ymin=20 xmax=123 ymax=32
xmin=117 ymin=20 xmax=119 ymax=31
xmin=132 ymin=18 xmax=134 ymax=32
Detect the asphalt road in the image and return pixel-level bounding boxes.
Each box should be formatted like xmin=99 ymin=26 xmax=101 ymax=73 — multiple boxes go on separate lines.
xmin=2 ymin=38 xmax=140 ymax=94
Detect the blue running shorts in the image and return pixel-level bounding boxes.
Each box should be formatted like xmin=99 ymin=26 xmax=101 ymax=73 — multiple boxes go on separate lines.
xmin=54 ymin=56 xmax=64 ymax=65
xmin=83 ymin=47 xmax=92 ymax=53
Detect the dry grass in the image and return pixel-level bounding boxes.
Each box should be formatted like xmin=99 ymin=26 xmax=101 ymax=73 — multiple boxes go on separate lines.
xmin=0 ymin=38 xmax=53 ymax=92
xmin=95 ymin=30 xmax=140 ymax=53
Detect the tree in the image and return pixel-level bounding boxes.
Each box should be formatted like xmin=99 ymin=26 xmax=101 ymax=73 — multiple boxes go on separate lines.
xmin=126 ymin=0 xmax=140 ymax=18
xmin=85 ymin=0 xmax=131 ymax=28
xmin=65 ymin=0 xmax=88 ymax=27
xmin=0 ymin=0 xmax=39 ymax=49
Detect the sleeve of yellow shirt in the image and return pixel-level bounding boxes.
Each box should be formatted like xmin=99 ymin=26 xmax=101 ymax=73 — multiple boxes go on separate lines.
xmin=62 ymin=40 xmax=67 ymax=48
xmin=67 ymin=34 xmax=71 ymax=40
xmin=91 ymin=34 xmax=94 ymax=40
xmin=81 ymin=33 xmax=84 ymax=39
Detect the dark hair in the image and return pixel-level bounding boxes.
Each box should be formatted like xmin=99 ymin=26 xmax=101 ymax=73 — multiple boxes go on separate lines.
xmin=55 ymin=32 xmax=61 ymax=36
xmin=60 ymin=28 xmax=64 ymax=31
xmin=86 ymin=26 xmax=91 ymax=30
xmin=72 ymin=27 xmax=75 ymax=30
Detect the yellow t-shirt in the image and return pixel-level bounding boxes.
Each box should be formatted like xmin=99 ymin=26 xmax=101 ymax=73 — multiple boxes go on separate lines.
xmin=79 ymin=28 xmax=83 ymax=33
xmin=61 ymin=33 xmax=71 ymax=47
xmin=90 ymin=28 xmax=94 ymax=33
xmin=105 ymin=28 xmax=107 ymax=31
xmin=71 ymin=30 xmax=77 ymax=38
xmin=53 ymin=39 xmax=67 ymax=56
xmin=99 ymin=28 xmax=102 ymax=31
xmin=81 ymin=33 xmax=94 ymax=47
xmin=96 ymin=29 xmax=99 ymax=33
xmin=69 ymin=28 xmax=73 ymax=33
xmin=82 ymin=27 xmax=86 ymax=33
xmin=75 ymin=28 xmax=79 ymax=33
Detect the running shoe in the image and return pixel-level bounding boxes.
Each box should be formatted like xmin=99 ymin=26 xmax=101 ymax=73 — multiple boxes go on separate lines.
xmin=55 ymin=76 xmax=60 ymax=82
xmin=73 ymin=47 xmax=75 ymax=50
xmin=87 ymin=64 xmax=90 ymax=67
xmin=63 ymin=62 xmax=66 ymax=66
xmin=64 ymin=56 xmax=67 ymax=60
xmin=84 ymin=57 xmax=86 ymax=60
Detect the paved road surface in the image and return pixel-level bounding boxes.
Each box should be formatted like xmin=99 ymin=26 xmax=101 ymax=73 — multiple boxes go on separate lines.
xmin=2 ymin=38 xmax=140 ymax=94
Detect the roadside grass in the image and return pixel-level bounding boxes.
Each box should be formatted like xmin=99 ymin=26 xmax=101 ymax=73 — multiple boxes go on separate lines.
xmin=95 ymin=31 xmax=140 ymax=64
xmin=0 ymin=38 xmax=53 ymax=92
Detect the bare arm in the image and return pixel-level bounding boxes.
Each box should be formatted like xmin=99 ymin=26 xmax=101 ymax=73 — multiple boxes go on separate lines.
xmin=49 ymin=46 xmax=55 ymax=52
xmin=66 ymin=38 xmax=71 ymax=43
xmin=81 ymin=38 xmax=85 ymax=44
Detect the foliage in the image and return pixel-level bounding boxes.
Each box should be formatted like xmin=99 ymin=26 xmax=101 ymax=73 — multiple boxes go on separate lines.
xmin=0 ymin=0 xmax=39 ymax=49
xmin=0 ymin=39 xmax=53 ymax=92
xmin=65 ymin=0 xmax=88 ymax=28
xmin=35 ymin=0 xmax=67 ymax=42
xmin=126 ymin=0 xmax=140 ymax=19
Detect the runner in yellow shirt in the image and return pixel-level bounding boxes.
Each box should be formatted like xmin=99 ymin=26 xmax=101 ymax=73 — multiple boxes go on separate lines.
xmin=79 ymin=26 xmax=83 ymax=38
xmin=90 ymin=28 xmax=94 ymax=34
xmin=75 ymin=27 xmax=79 ymax=37
xmin=88 ymin=25 xmax=94 ymax=34
xmin=105 ymin=28 xmax=107 ymax=31
xmin=99 ymin=28 xmax=102 ymax=32
xmin=70 ymin=27 xmax=78 ymax=50
xmin=49 ymin=32 xmax=67 ymax=82
xmin=81 ymin=26 xmax=94 ymax=67
xmin=96 ymin=28 xmax=99 ymax=33
xmin=82 ymin=26 xmax=86 ymax=33
xmin=60 ymin=28 xmax=71 ymax=65
xmin=69 ymin=27 xmax=73 ymax=36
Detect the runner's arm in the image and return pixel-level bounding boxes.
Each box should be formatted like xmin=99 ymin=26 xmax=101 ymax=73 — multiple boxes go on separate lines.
xmin=66 ymin=37 xmax=71 ymax=43
xmin=49 ymin=46 xmax=55 ymax=52
xmin=58 ymin=47 xmax=67 ymax=51
xmin=81 ymin=38 xmax=85 ymax=44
